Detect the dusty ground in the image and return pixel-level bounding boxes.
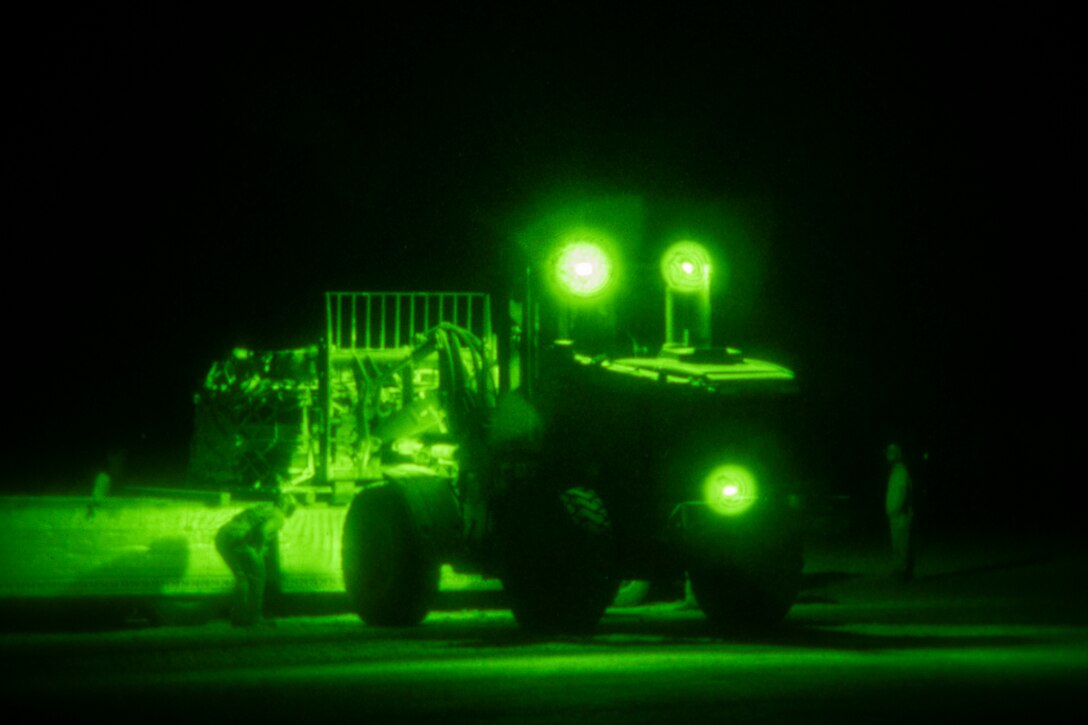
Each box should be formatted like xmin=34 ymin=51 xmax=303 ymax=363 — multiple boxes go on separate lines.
xmin=1 ymin=526 xmax=1085 ymax=723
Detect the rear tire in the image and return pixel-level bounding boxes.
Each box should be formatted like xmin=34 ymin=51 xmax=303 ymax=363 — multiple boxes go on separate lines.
xmin=342 ymin=485 xmax=439 ymax=626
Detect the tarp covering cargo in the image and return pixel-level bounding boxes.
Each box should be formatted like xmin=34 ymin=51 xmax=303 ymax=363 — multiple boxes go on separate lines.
xmin=188 ymin=347 xmax=319 ymax=492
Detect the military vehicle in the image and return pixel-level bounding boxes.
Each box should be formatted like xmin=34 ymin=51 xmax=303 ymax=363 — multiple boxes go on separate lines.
xmin=187 ymin=213 xmax=803 ymax=633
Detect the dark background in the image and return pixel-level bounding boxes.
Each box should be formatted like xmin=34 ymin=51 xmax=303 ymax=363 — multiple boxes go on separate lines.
xmin=4 ymin=5 xmax=1072 ymax=530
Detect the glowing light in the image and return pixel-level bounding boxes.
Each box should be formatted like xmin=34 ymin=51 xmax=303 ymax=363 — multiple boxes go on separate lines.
xmin=553 ymin=242 xmax=614 ymax=299
xmin=704 ymin=464 xmax=758 ymax=516
xmin=661 ymin=241 xmax=712 ymax=292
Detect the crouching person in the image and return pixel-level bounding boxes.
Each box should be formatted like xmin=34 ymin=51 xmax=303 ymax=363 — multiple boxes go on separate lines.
xmin=216 ymin=492 xmax=297 ymax=627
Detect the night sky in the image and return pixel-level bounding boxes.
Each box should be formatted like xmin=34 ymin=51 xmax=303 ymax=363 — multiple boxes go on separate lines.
xmin=7 ymin=5 xmax=1073 ymax=528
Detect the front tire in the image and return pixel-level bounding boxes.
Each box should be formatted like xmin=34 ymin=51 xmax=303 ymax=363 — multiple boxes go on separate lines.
xmin=611 ymin=580 xmax=651 ymax=607
xmin=501 ymin=488 xmax=619 ymax=634
xmin=687 ymin=533 xmax=802 ymax=632
xmin=342 ymin=485 xmax=439 ymax=626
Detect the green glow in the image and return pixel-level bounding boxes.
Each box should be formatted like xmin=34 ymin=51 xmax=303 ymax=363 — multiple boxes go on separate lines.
xmin=703 ymin=464 xmax=758 ymax=516
xmin=661 ymin=241 xmax=712 ymax=292
xmin=553 ymin=241 xmax=615 ymax=299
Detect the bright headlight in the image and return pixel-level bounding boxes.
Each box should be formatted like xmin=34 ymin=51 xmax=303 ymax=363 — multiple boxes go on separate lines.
xmin=703 ymin=464 xmax=758 ymax=516
xmin=661 ymin=241 xmax=711 ymax=292
xmin=553 ymin=241 xmax=614 ymax=299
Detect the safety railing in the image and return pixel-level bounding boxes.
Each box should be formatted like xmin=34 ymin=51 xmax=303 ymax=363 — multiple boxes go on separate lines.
xmin=325 ymin=292 xmax=492 ymax=351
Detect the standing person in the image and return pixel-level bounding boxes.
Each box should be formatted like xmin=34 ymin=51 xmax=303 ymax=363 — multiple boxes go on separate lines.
xmin=216 ymin=493 xmax=297 ymax=627
xmin=885 ymin=443 xmax=915 ymax=583
xmin=87 ymin=448 xmax=126 ymax=519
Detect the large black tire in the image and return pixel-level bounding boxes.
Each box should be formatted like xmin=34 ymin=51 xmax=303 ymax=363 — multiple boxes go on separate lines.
xmin=611 ymin=580 xmax=651 ymax=608
xmin=687 ymin=532 xmax=803 ymax=632
xmin=501 ymin=488 xmax=620 ymax=634
xmin=342 ymin=485 xmax=439 ymax=626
